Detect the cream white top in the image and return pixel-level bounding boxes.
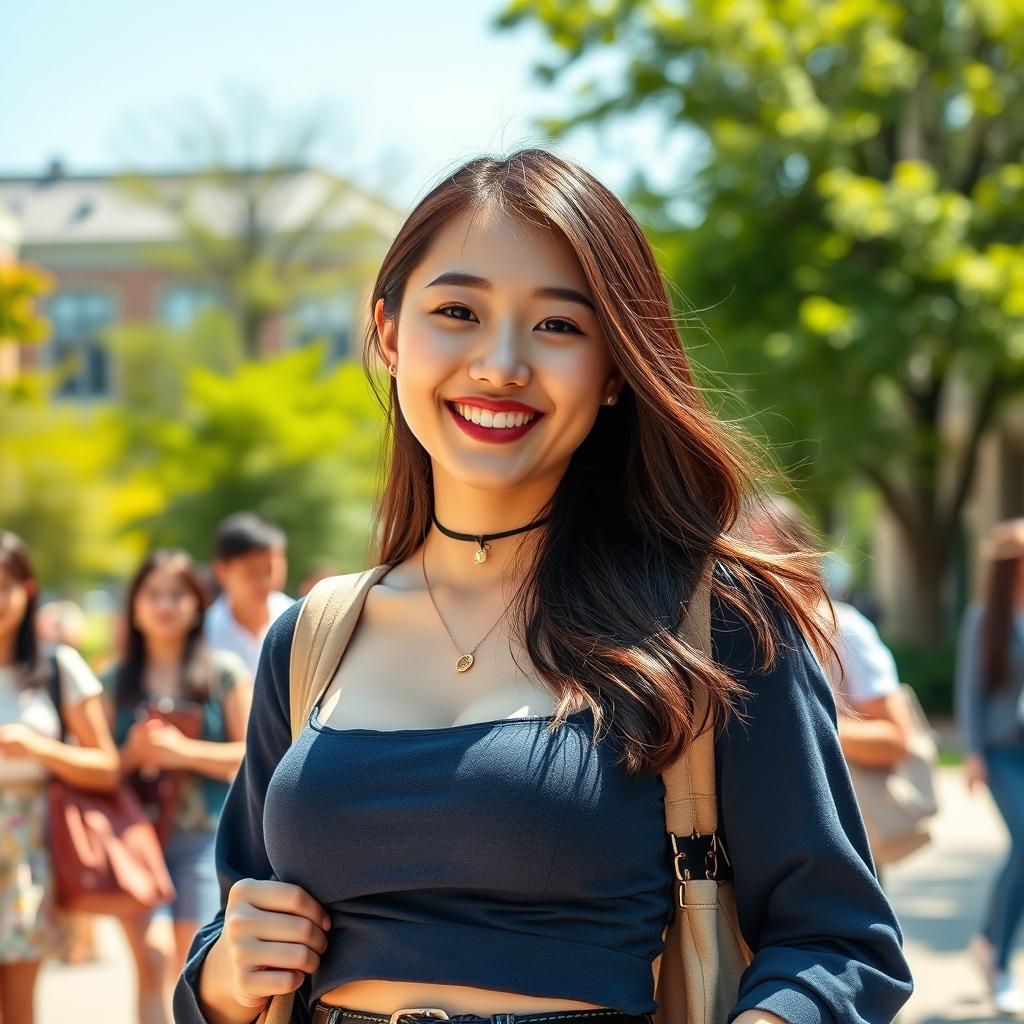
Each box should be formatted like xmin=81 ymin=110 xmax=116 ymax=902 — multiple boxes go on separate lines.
xmin=0 ymin=644 xmax=103 ymax=785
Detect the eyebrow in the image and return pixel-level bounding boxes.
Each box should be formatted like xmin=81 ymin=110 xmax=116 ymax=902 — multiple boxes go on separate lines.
xmin=425 ymin=271 xmax=595 ymax=312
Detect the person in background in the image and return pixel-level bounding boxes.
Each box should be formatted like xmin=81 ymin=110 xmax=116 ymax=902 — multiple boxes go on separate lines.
xmin=103 ymin=548 xmax=252 ymax=1024
xmin=958 ymin=517 xmax=1024 ymax=1015
xmin=746 ymin=497 xmax=913 ymax=871
xmin=0 ymin=531 xmax=119 ymax=1024
xmin=204 ymin=513 xmax=293 ymax=677
xmin=36 ymin=598 xmax=101 ymax=966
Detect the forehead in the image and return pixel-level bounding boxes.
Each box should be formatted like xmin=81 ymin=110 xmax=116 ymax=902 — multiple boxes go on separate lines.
xmin=141 ymin=564 xmax=189 ymax=587
xmin=411 ymin=205 xmax=589 ymax=293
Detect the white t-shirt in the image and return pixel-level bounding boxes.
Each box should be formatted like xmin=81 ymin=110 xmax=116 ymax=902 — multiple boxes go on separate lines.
xmin=0 ymin=644 xmax=104 ymax=785
xmin=204 ymin=591 xmax=294 ymax=677
xmin=823 ymin=601 xmax=901 ymax=706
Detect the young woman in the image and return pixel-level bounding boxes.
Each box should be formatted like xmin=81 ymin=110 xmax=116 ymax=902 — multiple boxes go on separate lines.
xmin=0 ymin=530 xmax=119 ymax=1024
xmin=174 ymin=148 xmax=914 ymax=1024
xmin=958 ymin=518 xmax=1024 ymax=1015
xmin=105 ymin=549 xmax=252 ymax=1024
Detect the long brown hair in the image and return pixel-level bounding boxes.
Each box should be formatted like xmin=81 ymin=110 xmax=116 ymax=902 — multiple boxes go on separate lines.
xmin=981 ymin=556 xmax=1021 ymax=692
xmin=111 ymin=548 xmax=217 ymax=710
xmin=361 ymin=147 xmax=834 ymax=775
xmin=0 ymin=530 xmax=48 ymax=690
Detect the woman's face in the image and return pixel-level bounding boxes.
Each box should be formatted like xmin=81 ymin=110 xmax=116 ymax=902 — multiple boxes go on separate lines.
xmin=375 ymin=206 xmax=624 ymax=493
xmin=0 ymin=564 xmax=31 ymax=643
xmin=132 ymin=564 xmax=200 ymax=644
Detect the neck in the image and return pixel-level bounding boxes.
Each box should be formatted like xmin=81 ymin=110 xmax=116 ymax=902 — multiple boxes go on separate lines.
xmin=425 ymin=462 xmax=560 ymax=591
xmin=144 ymin=635 xmax=188 ymax=668
xmin=230 ymin=597 xmax=272 ymax=636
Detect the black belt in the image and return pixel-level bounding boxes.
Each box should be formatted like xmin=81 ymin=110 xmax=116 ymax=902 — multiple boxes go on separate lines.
xmin=312 ymin=1005 xmax=651 ymax=1024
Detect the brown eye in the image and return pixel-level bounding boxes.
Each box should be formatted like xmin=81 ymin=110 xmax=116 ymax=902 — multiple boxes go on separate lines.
xmin=434 ymin=304 xmax=477 ymax=322
xmin=539 ymin=318 xmax=581 ymax=335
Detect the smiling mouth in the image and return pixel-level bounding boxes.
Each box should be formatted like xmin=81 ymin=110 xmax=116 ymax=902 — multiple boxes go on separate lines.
xmin=447 ymin=401 xmax=540 ymax=429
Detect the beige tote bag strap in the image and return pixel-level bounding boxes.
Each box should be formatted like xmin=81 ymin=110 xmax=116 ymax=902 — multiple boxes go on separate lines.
xmin=287 ymin=563 xmax=393 ymax=743
xmin=661 ymin=565 xmax=718 ymax=838
xmin=257 ymin=563 xmax=392 ymax=1024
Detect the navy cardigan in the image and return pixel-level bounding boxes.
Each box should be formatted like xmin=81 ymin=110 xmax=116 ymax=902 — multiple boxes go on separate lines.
xmin=174 ymin=575 xmax=913 ymax=1024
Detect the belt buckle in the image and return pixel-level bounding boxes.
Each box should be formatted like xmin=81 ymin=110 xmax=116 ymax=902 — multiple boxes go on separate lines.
xmin=389 ymin=1008 xmax=451 ymax=1024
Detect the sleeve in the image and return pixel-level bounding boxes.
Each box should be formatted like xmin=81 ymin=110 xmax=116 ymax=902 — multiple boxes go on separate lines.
xmin=55 ymin=644 xmax=103 ymax=706
xmin=953 ymin=603 xmax=986 ymax=757
xmin=211 ymin=648 xmax=251 ymax=697
xmin=173 ymin=598 xmax=315 ymax=1024
xmin=712 ymin=580 xmax=914 ymax=1024
xmin=832 ymin=605 xmax=901 ymax=705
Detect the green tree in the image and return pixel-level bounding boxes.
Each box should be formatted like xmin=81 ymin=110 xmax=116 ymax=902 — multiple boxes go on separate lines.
xmin=114 ymin=88 xmax=392 ymax=359
xmin=498 ymin=0 xmax=1024 ymax=643
xmin=130 ymin=344 xmax=385 ymax=586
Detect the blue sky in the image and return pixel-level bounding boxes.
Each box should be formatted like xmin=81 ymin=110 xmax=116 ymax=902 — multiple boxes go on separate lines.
xmin=3 ymin=0 xmax=690 ymax=211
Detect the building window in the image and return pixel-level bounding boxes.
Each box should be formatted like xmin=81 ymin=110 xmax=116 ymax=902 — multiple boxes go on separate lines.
xmin=47 ymin=290 xmax=115 ymax=398
xmin=159 ymin=284 xmax=219 ymax=330
xmin=287 ymin=296 xmax=353 ymax=360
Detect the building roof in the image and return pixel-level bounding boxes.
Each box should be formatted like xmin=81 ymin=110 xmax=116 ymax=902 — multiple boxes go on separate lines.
xmin=0 ymin=164 xmax=399 ymax=248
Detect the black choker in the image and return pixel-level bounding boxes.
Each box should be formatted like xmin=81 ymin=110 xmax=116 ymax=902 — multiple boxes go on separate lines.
xmin=431 ymin=510 xmax=552 ymax=565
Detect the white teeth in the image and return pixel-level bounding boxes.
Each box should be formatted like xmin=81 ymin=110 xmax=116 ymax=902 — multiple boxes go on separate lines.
xmin=453 ymin=403 xmax=536 ymax=429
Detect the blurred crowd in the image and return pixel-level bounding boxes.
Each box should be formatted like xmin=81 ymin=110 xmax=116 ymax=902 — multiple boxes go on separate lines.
xmin=0 ymin=503 xmax=1023 ymax=1021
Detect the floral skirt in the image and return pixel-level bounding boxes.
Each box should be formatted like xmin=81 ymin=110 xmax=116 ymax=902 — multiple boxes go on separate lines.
xmin=0 ymin=781 xmax=61 ymax=963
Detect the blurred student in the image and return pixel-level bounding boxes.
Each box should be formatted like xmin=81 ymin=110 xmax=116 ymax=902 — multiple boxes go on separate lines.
xmin=204 ymin=513 xmax=293 ymax=677
xmin=957 ymin=518 xmax=1024 ymax=1015
xmin=36 ymin=598 xmax=100 ymax=966
xmin=104 ymin=549 xmax=252 ymax=1024
xmin=0 ymin=531 xmax=119 ymax=1024
xmin=746 ymin=497 xmax=913 ymax=873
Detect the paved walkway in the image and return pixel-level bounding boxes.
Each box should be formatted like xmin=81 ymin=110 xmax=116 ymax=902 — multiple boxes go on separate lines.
xmin=35 ymin=766 xmax=1024 ymax=1024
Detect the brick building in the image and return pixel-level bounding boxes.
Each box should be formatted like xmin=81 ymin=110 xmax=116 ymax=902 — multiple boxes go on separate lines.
xmin=0 ymin=161 xmax=398 ymax=399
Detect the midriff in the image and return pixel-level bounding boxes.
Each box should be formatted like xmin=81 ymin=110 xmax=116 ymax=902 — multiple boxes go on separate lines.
xmin=319 ymin=980 xmax=609 ymax=1014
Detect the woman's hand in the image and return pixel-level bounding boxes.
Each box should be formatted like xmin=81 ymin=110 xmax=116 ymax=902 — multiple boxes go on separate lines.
xmin=203 ymin=879 xmax=330 ymax=1017
xmin=965 ymin=752 xmax=988 ymax=794
xmin=124 ymin=718 xmax=189 ymax=772
xmin=0 ymin=723 xmax=45 ymax=760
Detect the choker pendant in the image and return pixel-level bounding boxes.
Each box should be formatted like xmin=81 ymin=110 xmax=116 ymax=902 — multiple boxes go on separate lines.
xmin=474 ymin=539 xmax=491 ymax=565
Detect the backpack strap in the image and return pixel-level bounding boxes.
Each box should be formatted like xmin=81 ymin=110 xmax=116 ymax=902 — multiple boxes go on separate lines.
xmin=661 ymin=565 xmax=732 ymax=881
xmin=286 ymin=564 xmax=393 ymax=742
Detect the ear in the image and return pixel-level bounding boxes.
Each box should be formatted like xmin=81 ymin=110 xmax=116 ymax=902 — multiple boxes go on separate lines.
xmin=212 ymin=560 xmax=228 ymax=587
xmin=374 ymin=298 xmax=398 ymax=371
xmin=603 ymin=368 xmax=626 ymax=400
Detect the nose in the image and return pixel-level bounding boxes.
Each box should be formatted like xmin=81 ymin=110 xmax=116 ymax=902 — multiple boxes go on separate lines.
xmin=468 ymin=318 xmax=530 ymax=389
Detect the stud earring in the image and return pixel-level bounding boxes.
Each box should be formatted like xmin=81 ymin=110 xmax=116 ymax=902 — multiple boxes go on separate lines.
xmin=388 ymin=362 xmax=397 ymax=377
xmin=606 ymin=393 xmax=618 ymax=406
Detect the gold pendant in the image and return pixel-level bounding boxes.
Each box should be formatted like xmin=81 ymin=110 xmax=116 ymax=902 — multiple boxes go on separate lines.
xmin=474 ymin=543 xmax=490 ymax=565
xmin=455 ymin=653 xmax=475 ymax=673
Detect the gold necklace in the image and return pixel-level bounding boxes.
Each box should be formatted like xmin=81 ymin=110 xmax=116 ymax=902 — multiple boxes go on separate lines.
xmin=421 ymin=544 xmax=510 ymax=673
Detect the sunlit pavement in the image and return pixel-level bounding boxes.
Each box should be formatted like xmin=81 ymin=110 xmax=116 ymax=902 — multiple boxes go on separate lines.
xmin=36 ymin=764 xmax=1024 ymax=1024
xmin=887 ymin=763 xmax=1024 ymax=1024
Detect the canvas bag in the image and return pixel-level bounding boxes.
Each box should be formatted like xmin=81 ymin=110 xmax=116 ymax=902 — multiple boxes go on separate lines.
xmin=257 ymin=563 xmax=751 ymax=1024
xmin=846 ymin=683 xmax=940 ymax=866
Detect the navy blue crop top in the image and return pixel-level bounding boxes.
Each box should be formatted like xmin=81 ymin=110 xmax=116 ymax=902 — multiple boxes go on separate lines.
xmin=264 ymin=703 xmax=673 ymax=1012
xmin=174 ymin=570 xmax=914 ymax=1024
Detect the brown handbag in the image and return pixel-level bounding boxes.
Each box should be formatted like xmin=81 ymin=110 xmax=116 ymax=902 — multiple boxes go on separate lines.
xmin=45 ymin=652 xmax=176 ymax=915
xmin=257 ymin=564 xmax=752 ymax=1024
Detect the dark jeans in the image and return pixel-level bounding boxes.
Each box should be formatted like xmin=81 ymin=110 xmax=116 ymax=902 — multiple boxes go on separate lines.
xmin=982 ymin=744 xmax=1024 ymax=969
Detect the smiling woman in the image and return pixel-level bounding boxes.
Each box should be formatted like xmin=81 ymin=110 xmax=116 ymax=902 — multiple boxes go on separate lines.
xmin=174 ymin=148 xmax=914 ymax=1024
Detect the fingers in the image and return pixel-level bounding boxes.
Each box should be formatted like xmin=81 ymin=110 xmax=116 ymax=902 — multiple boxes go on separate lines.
xmin=232 ymin=879 xmax=331 ymax=930
xmin=229 ymin=904 xmax=329 ymax=954
xmin=235 ymin=968 xmax=306 ymax=1005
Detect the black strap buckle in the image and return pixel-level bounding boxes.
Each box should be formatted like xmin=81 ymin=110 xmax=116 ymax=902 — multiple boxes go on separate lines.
xmin=670 ymin=829 xmax=733 ymax=884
